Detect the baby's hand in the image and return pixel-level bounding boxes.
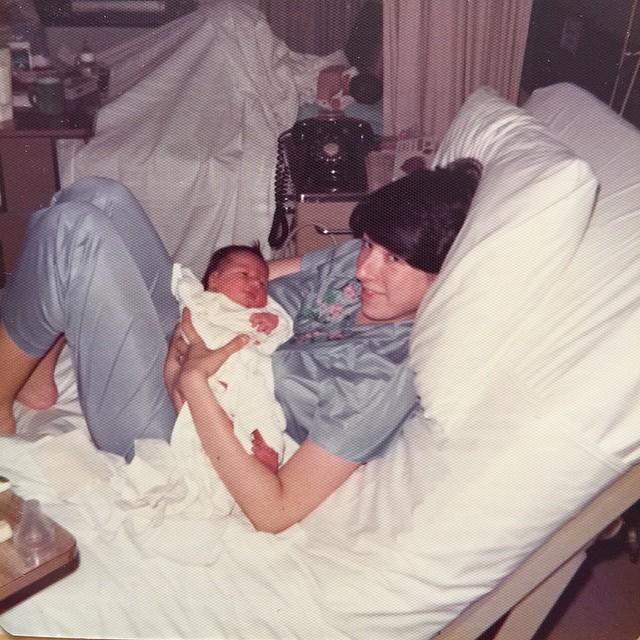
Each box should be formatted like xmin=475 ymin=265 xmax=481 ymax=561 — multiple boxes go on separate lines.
xmin=250 ymin=311 xmax=279 ymax=335
xmin=251 ymin=429 xmax=279 ymax=473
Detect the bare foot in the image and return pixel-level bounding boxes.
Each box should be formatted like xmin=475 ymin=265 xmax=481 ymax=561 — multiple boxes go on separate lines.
xmin=0 ymin=322 xmax=57 ymax=429
xmin=16 ymin=375 xmax=59 ymax=410
xmin=251 ymin=429 xmax=279 ymax=473
xmin=0 ymin=405 xmax=17 ymax=435
xmin=15 ymin=336 xmax=65 ymax=410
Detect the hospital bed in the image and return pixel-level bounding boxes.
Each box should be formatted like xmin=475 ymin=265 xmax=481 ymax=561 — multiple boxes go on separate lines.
xmin=434 ymin=81 xmax=640 ymax=640
xmin=1 ymin=79 xmax=639 ymax=639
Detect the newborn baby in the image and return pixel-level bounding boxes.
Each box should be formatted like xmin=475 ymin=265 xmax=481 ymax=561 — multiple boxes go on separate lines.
xmin=171 ymin=245 xmax=295 ymax=514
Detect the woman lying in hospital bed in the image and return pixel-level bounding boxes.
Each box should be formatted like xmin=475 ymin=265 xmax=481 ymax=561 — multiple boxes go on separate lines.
xmin=1 ymin=82 xmax=638 ymax=640
xmin=0 ymin=159 xmax=482 ymax=533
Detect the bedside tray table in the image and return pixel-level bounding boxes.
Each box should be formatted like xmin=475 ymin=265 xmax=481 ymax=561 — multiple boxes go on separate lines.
xmin=0 ymin=488 xmax=78 ymax=610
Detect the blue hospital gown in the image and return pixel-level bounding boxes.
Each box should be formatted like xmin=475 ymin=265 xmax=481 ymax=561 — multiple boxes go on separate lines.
xmin=269 ymin=240 xmax=420 ymax=463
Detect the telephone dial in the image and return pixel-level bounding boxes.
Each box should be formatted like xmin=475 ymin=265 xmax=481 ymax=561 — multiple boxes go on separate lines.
xmin=269 ymin=113 xmax=376 ymax=249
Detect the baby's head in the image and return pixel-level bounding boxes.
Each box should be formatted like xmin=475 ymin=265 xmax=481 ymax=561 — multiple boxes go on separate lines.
xmin=201 ymin=244 xmax=269 ymax=308
xmin=349 ymin=72 xmax=382 ymax=105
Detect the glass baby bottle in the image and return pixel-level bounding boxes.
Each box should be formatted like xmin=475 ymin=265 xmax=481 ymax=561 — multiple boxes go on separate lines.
xmin=13 ymin=499 xmax=56 ymax=567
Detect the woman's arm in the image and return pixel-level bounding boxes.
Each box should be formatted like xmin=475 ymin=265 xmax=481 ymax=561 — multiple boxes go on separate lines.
xmin=267 ymin=255 xmax=302 ymax=280
xmin=177 ymin=308 xmax=359 ymax=533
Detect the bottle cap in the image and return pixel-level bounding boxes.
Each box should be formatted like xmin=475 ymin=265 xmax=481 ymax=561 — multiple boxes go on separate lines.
xmin=0 ymin=475 xmax=10 ymax=492
xmin=0 ymin=519 xmax=12 ymax=543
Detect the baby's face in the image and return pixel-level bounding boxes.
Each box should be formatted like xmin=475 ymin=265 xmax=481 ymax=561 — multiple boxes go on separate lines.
xmin=316 ymin=64 xmax=346 ymax=101
xmin=206 ymin=251 xmax=269 ymax=308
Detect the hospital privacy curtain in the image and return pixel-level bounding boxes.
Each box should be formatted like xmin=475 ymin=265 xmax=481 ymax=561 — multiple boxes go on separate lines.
xmin=383 ymin=0 xmax=534 ymax=140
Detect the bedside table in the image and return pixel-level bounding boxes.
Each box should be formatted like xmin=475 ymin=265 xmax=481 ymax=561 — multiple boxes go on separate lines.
xmin=292 ymin=138 xmax=439 ymax=255
xmin=295 ymin=193 xmax=363 ymax=254
xmin=0 ymin=212 xmax=28 ymax=286
xmin=0 ymin=100 xmax=98 ymax=215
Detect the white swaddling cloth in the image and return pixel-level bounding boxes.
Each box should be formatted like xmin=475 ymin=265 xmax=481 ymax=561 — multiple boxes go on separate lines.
xmin=171 ymin=264 xmax=296 ymax=514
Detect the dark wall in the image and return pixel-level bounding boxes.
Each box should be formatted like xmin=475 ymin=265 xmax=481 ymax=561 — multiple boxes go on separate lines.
xmin=343 ymin=0 xmax=382 ymax=73
xmin=521 ymin=0 xmax=640 ymax=128
xmin=521 ymin=0 xmax=621 ymax=104
xmin=33 ymin=0 xmax=197 ymax=27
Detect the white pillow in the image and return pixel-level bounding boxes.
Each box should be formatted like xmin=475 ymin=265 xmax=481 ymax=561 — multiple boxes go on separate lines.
xmin=411 ymin=86 xmax=598 ymax=435
xmin=523 ymin=83 xmax=640 ymax=465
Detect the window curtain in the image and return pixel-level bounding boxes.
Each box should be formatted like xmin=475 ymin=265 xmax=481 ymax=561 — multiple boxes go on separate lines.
xmin=258 ymin=0 xmax=369 ymax=55
xmin=383 ymin=0 xmax=534 ymax=139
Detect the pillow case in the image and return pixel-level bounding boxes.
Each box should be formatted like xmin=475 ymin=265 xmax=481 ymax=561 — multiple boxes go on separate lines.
xmin=411 ymin=86 xmax=598 ymax=435
xmin=522 ymin=83 xmax=640 ymax=465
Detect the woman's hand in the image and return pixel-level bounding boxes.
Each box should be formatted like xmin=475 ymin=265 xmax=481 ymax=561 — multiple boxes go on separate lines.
xmin=180 ymin=307 xmax=248 ymax=381
xmin=163 ymin=308 xmax=248 ymax=412
xmin=166 ymin=309 xmax=360 ymax=534
xmin=164 ymin=322 xmax=187 ymax=413
xmin=315 ymin=64 xmax=346 ymax=101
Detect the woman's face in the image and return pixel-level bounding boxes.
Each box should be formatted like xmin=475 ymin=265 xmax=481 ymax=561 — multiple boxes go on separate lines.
xmin=355 ymin=235 xmax=435 ymax=325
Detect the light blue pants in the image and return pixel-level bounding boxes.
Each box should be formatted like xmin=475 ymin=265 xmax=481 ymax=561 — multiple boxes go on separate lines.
xmin=1 ymin=177 xmax=179 ymax=459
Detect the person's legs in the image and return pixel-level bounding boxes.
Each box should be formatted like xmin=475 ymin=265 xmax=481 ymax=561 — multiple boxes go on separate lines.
xmin=50 ymin=176 xmax=178 ymax=341
xmin=16 ymin=336 xmax=66 ymax=410
xmin=0 ymin=177 xmax=179 ymax=459
xmin=0 ymin=322 xmax=39 ymax=434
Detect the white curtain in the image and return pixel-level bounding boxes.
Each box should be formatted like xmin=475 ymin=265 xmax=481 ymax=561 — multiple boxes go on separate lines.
xmin=383 ymin=0 xmax=533 ymax=139
xmin=258 ymin=0 xmax=369 ymax=55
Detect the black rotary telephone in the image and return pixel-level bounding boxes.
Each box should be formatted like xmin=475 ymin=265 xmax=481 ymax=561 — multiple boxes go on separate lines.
xmin=269 ymin=113 xmax=376 ymax=249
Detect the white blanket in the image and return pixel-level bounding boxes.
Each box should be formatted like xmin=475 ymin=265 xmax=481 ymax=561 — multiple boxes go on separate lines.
xmin=57 ymin=0 xmax=345 ymax=277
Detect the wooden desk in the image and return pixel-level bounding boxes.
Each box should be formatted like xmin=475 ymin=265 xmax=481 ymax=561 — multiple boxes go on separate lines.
xmin=0 ymin=489 xmax=78 ymax=608
xmin=0 ymin=100 xmax=97 ymax=215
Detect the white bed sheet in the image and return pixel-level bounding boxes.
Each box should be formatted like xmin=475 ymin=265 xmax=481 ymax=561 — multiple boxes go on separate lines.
xmin=56 ymin=0 xmax=344 ymax=278
xmin=0 ymin=346 xmax=624 ymax=639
